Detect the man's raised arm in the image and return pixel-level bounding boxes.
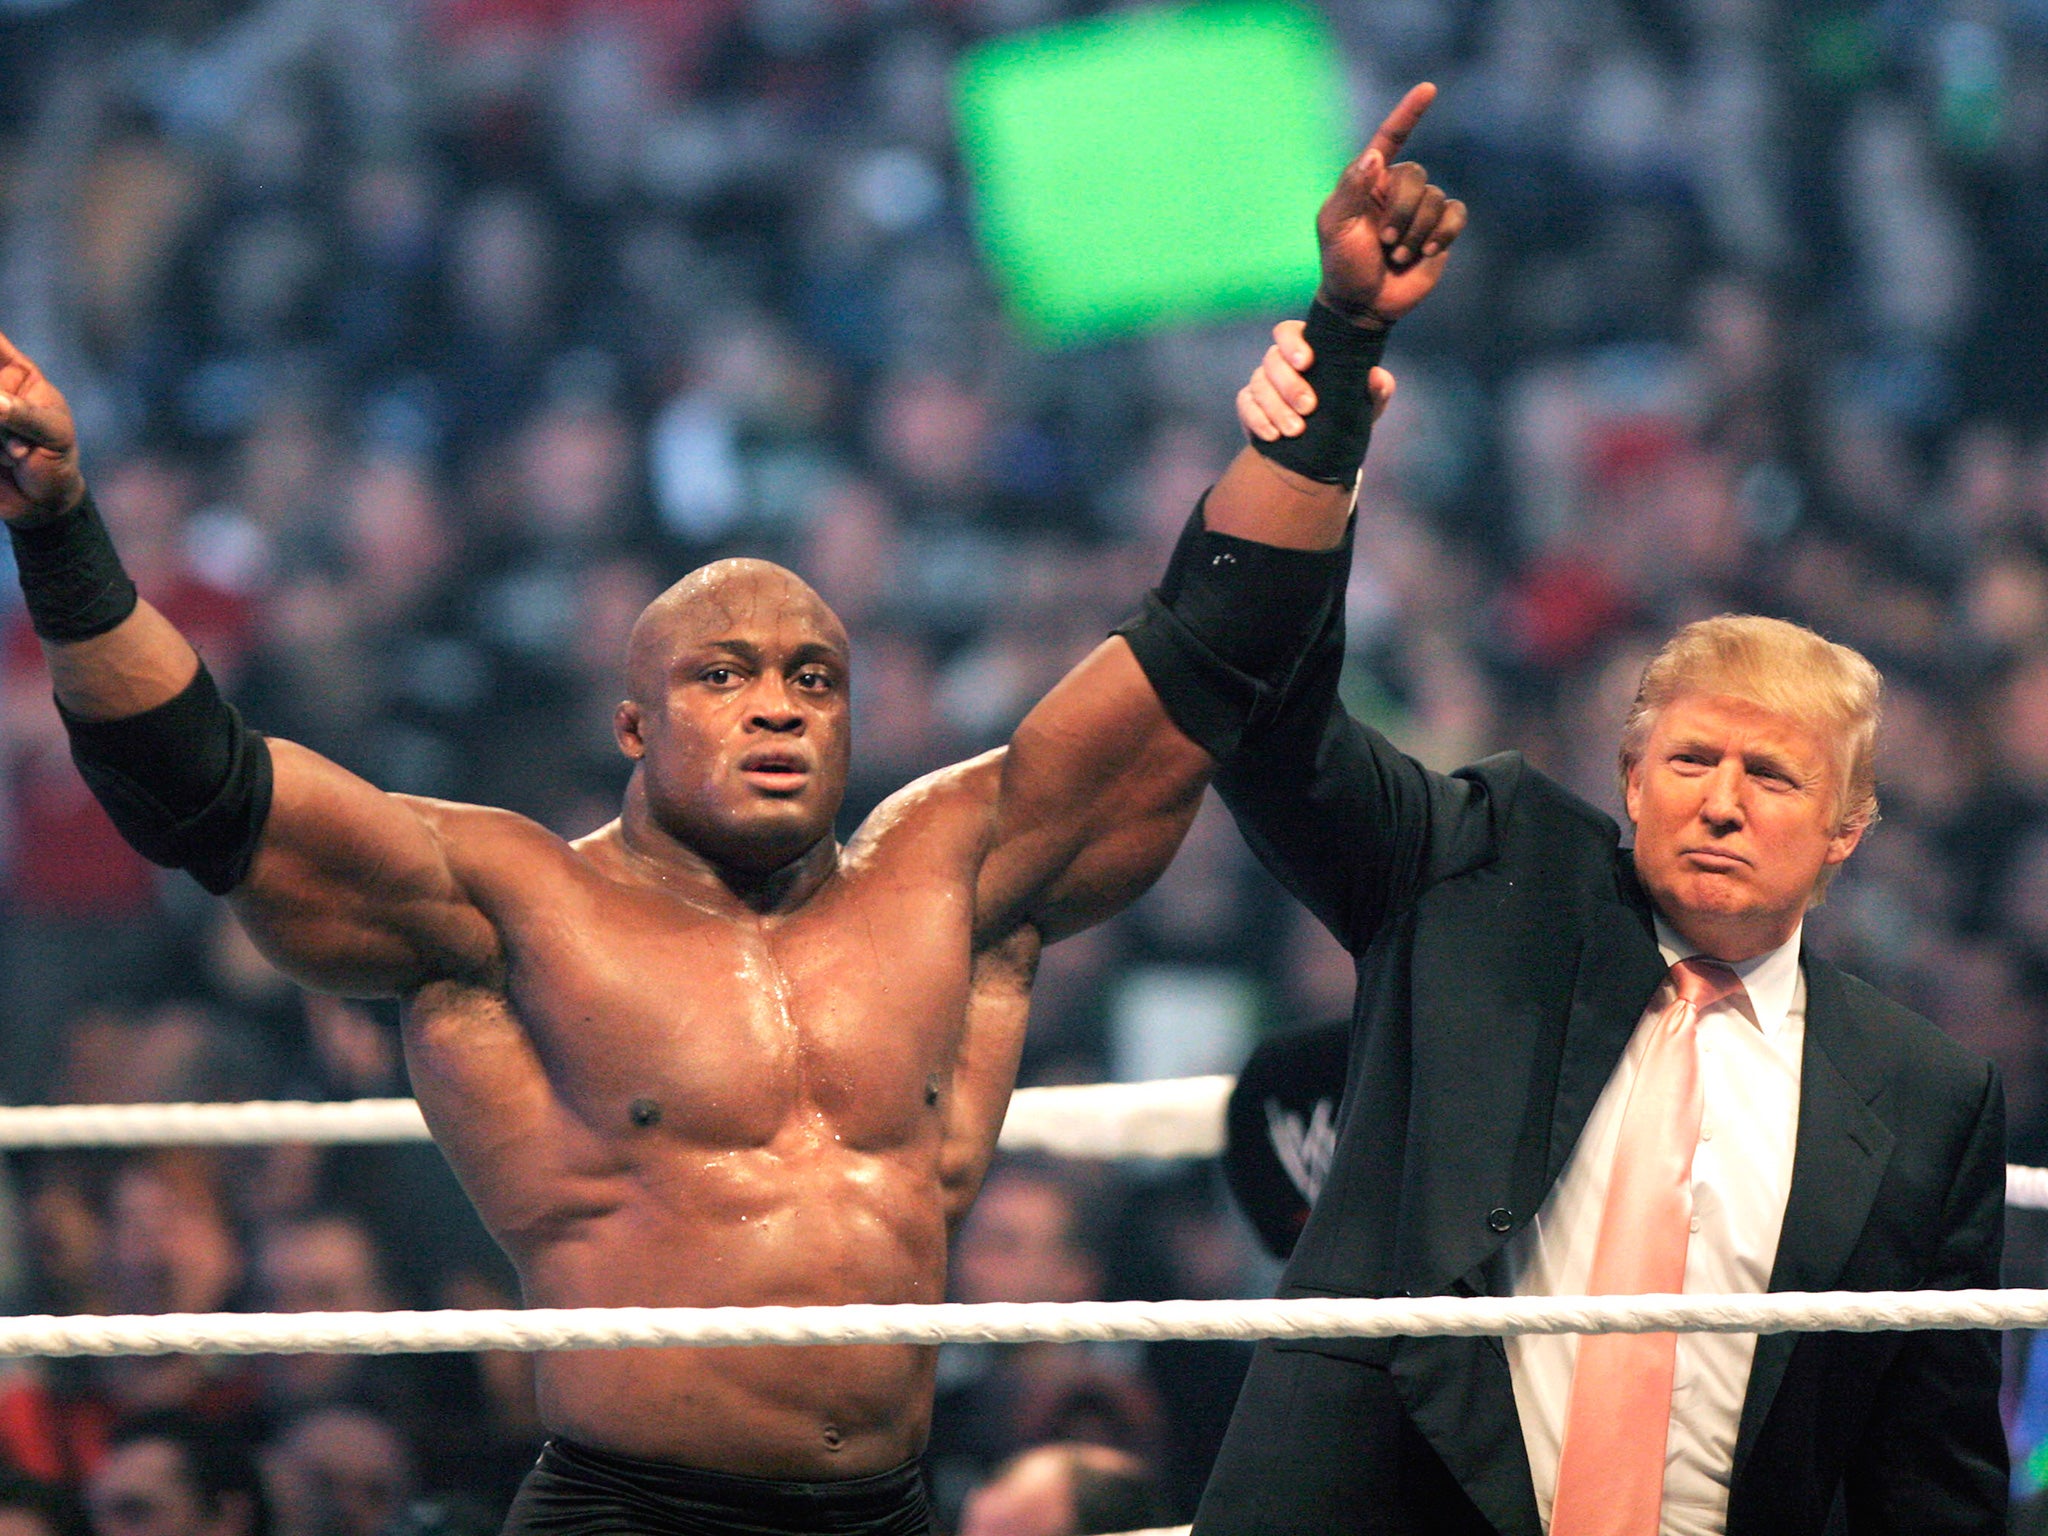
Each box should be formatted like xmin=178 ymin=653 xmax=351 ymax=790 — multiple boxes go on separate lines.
xmin=1103 ymin=81 xmax=1463 ymax=768
xmin=969 ymin=84 xmax=1464 ymax=946
xmin=0 ymin=332 xmax=499 ymax=998
xmin=1206 ymin=80 xmax=1462 ymax=552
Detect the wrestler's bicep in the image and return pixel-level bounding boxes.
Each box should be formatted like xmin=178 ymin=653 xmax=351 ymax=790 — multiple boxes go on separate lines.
xmin=976 ymin=639 xmax=1212 ymax=943
xmin=230 ymin=740 xmax=501 ymax=997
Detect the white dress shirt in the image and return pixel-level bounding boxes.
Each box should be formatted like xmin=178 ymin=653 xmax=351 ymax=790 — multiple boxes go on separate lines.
xmin=1504 ymin=917 xmax=1806 ymax=1536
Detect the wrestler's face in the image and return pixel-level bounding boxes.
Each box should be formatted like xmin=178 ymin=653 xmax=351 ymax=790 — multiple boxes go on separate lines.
xmin=1626 ymin=692 xmax=1862 ymax=963
xmin=618 ymin=562 xmax=852 ymax=873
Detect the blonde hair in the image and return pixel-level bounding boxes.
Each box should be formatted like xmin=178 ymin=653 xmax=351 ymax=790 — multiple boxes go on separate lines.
xmin=1618 ymin=615 xmax=1883 ymax=841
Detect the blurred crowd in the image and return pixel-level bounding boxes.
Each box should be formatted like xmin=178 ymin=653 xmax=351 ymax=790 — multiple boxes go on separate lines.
xmin=4 ymin=0 xmax=2048 ymax=1527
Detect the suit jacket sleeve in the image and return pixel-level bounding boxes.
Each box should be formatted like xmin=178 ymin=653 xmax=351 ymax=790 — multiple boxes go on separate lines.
xmin=1118 ymin=498 xmax=1505 ymax=955
xmin=1843 ymin=1062 xmax=2007 ymax=1533
xmin=1208 ymin=596 xmax=1506 ymax=955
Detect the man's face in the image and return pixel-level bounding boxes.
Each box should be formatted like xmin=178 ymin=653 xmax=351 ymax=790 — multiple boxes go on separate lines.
xmin=272 ymin=1412 xmax=412 ymax=1536
xmin=617 ymin=565 xmax=852 ymax=872
xmin=951 ymin=1176 xmax=1099 ymax=1306
xmin=103 ymin=1163 xmax=241 ymax=1316
xmin=1625 ymin=692 xmax=1863 ymax=962
xmin=87 ymin=1442 xmax=227 ymax=1536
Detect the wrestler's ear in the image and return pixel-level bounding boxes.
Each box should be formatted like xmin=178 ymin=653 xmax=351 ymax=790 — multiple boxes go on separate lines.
xmin=615 ymin=700 xmax=646 ymax=760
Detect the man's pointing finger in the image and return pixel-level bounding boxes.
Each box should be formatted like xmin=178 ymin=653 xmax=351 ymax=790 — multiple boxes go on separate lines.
xmin=1367 ymin=81 xmax=1437 ymax=164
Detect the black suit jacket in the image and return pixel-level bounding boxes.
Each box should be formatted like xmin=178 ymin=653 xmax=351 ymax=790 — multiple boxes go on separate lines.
xmin=1157 ymin=621 xmax=2008 ymax=1535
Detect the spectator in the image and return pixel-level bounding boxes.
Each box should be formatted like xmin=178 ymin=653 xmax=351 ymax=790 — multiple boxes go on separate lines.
xmin=957 ymin=1443 xmax=1162 ymax=1536
xmin=949 ymin=1160 xmax=1105 ymax=1310
xmin=89 ymin=1156 xmax=258 ymax=1430
xmin=265 ymin=1407 xmax=413 ymax=1536
xmin=250 ymin=1210 xmax=491 ymax=1490
xmin=930 ymin=1163 xmax=1161 ymax=1523
xmin=250 ymin=1212 xmax=397 ymax=1416
xmin=85 ymin=1413 xmax=268 ymax=1536
xmin=0 ymin=1469 xmax=85 ymax=1536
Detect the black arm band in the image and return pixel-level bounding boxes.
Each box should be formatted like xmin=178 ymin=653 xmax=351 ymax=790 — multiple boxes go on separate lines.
xmin=60 ymin=664 xmax=275 ymax=895
xmin=8 ymin=493 xmax=140 ymax=642
xmin=1113 ymin=493 xmax=1353 ymax=758
xmin=1250 ymin=300 xmax=1388 ymax=485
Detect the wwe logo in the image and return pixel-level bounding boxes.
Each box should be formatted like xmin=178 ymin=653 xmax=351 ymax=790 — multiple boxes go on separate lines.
xmin=1265 ymin=1095 xmax=1337 ymax=1204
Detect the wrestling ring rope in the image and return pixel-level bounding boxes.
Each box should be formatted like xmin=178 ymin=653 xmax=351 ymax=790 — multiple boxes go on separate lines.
xmin=0 ymin=1077 xmax=2045 ymax=1357
xmin=4 ymin=1076 xmax=2046 ymax=1206
xmin=0 ymin=1076 xmax=1236 ymax=1160
xmin=0 ymin=1290 xmax=2044 ymax=1358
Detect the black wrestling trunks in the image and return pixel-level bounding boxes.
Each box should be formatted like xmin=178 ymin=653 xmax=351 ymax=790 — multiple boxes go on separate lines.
xmin=500 ymin=1438 xmax=934 ymax=1536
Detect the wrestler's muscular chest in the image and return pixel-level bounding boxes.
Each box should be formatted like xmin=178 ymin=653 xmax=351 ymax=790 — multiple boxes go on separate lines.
xmin=399 ymin=828 xmax=995 ymax=1257
xmin=529 ymin=870 xmax=969 ymax=1146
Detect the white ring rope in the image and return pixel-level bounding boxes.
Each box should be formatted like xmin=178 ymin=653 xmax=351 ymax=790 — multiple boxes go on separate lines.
xmin=0 ymin=1078 xmax=1239 ymax=1159
xmin=0 ymin=1098 xmax=432 ymax=1148
xmin=0 ymin=1290 xmax=2043 ymax=1358
xmin=2007 ymin=1161 xmax=2048 ymax=1211
xmin=5 ymin=1078 xmax=2048 ymax=1210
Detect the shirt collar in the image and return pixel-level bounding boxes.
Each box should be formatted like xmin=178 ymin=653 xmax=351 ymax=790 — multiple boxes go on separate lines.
xmin=1652 ymin=914 xmax=1803 ymax=1038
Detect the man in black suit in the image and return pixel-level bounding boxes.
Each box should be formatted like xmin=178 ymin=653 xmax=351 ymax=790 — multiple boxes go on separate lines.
xmin=1118 ymin=87 xmax=2006 ymax=1536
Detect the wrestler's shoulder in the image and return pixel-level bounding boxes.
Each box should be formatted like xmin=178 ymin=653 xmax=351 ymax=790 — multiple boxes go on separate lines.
xmin=393 ymin=794 xmax=590 ymax=885
xmin=844 ymin=750 xmax=1006 ymax=859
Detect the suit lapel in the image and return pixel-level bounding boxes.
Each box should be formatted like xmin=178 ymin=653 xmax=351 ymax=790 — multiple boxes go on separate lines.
xmin=1731 ymin=957 xmax=1894 ymax=1484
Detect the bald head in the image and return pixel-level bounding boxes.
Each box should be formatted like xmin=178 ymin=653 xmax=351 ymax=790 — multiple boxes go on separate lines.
xmin=959 ymin=1443 xmax=1160 ymax=1536
xmin=626 ymin=559 xmax=849 ymax=705
xmin=614 ymin=558 xmax=854 ymax=874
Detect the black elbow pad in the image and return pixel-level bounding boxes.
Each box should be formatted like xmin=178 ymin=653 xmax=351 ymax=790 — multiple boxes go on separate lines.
xmin=60 ymin=664 xmax=275 ymax=895
xmin=1113 ymin=494 xmax=1354 ymax=757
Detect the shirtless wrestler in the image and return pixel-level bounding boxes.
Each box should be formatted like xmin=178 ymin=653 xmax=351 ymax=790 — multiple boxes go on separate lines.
xmin=0 ymin=85 xmax=1458 ymax=1536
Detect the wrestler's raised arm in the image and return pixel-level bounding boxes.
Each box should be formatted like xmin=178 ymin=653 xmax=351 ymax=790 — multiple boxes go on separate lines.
xmin=0 ymin=333 xmax=500 ymax=998
xmin=968 ymin=85 xmax=1463 ymax=946
xmin=1203 ymin=80 xmax=1462 ymax=551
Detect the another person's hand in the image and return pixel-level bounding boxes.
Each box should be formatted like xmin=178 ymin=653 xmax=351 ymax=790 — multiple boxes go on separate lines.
xmin=0 ymin=329 xmax=85 ymax=525
xmin=1238 ymin=320 xmax=1395 ymax=441
xmin=1316 ymin=82 xmax=1467 ymax=329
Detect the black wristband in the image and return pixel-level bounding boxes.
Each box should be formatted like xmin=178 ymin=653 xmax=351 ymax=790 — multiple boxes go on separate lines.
xmin=1114 ymin=494 xmax=1353 ymax=758
xmin=8 ymin=493 xmax=139 ymax=642
xmin=1250 ymin=300 xmax=1388 ymax=486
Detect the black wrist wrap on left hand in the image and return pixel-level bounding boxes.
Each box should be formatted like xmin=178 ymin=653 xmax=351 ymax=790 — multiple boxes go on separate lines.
xmin=8 ymin=493 xmax=140 ymax=642
xmin=61 ymin=663 xmax=275 ymax=895
xmin=1250 ymin=301 xmax=1388 ymax=486
xmin=1113 ymin=493 xmax=1353 ymax=758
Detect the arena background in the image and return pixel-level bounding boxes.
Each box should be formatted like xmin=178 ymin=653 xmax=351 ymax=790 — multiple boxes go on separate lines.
xmin=4 ymin=0 xmax=2048 ymax=1531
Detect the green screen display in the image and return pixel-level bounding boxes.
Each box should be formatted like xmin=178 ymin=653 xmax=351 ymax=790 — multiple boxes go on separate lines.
xmin=955 ymin=2 xmax=1351 ymax=346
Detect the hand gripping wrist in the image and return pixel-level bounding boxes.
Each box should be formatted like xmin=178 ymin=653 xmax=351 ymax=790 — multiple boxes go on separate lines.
xmin=8 ymin=492 xmax=140 ymax=642
xmin=1250 ymin=300 xmax=1389 ymax=486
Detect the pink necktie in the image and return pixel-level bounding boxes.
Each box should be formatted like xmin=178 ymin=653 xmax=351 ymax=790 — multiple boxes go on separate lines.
xmin=1549 ymin=957 xmax=1745 ymax=1536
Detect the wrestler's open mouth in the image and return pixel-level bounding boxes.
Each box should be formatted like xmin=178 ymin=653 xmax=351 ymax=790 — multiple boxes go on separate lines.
xmin=739 ymin=750 xmax=811 ymax=789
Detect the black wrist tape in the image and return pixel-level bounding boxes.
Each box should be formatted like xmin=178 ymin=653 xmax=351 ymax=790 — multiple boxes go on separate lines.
xmin=61 ymin=664 xmax=274 ymax=895
xmin=1114 ymin=493 xmax=1353 ymax=758
xmin=1250 ymin=301 xmax=1388 ymax=485
xmin=8 ymin=493 xmax=140 ymax=642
